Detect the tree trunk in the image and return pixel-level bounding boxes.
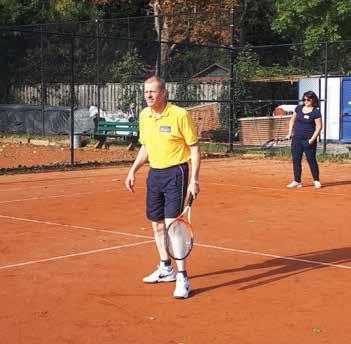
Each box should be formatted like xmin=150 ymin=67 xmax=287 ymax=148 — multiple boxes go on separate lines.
xmin=149 ymin=0 xmax=175 ymax=79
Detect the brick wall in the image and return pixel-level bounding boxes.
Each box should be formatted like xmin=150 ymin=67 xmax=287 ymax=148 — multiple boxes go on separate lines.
xmin=239 ymin=115 xmax=292 ymax=145
xmin=186 ymin=103 xmax=221 ymax=137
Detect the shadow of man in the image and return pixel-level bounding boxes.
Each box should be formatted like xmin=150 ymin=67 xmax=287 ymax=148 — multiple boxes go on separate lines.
xmin=191 ymin=247 xmax=351 ymax=296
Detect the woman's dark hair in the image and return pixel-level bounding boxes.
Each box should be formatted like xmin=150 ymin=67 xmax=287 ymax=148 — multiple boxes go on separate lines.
xmin=302 ymin=91 xmax=319 ymax=107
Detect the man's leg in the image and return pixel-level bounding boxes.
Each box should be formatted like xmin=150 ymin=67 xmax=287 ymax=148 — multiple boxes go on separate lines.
xmin=163 ymin=164 xmax=190 ymax=299
xmin=152 ymin=220 xmax=168 ymax=261
xmin=142 ymin=220 xmax=176 ymax=283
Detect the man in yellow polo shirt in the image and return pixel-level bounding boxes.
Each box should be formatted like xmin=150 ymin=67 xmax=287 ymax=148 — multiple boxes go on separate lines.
xmin=125 ymin=75 xmax=200 ymax=299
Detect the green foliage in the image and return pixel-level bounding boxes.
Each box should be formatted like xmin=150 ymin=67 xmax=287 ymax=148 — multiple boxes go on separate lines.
xmin=317 ymin=153 xmax=350 ymax=162
xmin=0 ymin=0 xmax=103 ymax=25
xmin=94 ymin=0 xmax=148 ymax=19
xmin=200 ymin=142 xmax=228 ymax=153
xmin=273 ymin=0 xmax=351 ymax=45
xmin=234 ymin=47 xmax=260 ymax=79
xmin=239 ymin=0 xmax=277 ymax=46
xmin=110 ymin=51 xmax=145 ymax=83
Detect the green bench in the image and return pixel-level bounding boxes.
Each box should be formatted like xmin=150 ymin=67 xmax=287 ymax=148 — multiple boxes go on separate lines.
xmin=94 ymin=119 xmax=139 ymax=150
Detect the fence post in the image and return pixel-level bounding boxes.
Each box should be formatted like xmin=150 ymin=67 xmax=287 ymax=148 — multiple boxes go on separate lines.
xmin=323 ymin=41 xmax=328 ymax=154
xmin=156 ymin=15 xmax=162 ymax=77
xmin=228 ymin=8 xmax=236 ymax=152
xmin=96 ymin=19 xmax=101 ymax=118
xmin=70 ymin=34 xmax=75 ymax=165
xmin=40 ymin=25 xmax=45 ymax=136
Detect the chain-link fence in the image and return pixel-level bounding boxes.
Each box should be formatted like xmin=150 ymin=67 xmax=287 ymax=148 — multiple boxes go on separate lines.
xmin=1 ymin=10 xmax=350 ymax=169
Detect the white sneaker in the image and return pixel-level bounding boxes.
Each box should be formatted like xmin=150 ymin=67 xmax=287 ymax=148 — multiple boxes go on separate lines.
xmin=173 ymin=273 xmax=191 ymax=299
xmin=287 ymin=181 xmax=302 ymax=188
xmin=142 ymin=265 xmax=176 ymax=284
xmin=314 ymin=180 xmax=322 ymax=189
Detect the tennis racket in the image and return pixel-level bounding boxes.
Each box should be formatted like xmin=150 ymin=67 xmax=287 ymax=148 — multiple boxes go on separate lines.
xmin=261 ymin=135 xmax=290 ymax=149
xmin=165 ymin=193 xmax=194 ymax=261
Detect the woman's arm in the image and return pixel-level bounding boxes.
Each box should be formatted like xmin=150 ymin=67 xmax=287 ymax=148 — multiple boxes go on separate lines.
xmin=308 ymin=117 xmax=323 ymax=144
xmin=287 ymin=112 xmax=297 ymax=139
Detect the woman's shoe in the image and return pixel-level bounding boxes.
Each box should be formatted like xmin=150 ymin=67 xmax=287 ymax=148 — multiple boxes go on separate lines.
xmin=313 ymin=180 xmax=322 ymax=189
xmin=287 ymin=181 xmax=302 ymax=188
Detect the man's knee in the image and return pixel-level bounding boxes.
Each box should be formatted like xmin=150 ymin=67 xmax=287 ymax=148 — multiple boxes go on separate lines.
xmin=152 ymin=221 xmax=165 ymax=235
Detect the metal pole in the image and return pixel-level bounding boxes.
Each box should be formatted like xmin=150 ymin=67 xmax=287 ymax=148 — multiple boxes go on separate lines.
xmin=323 ymin=42 xmax=328 ymax=154
xmin=228 ymin=8 xmax=236 ymax=152
xmin=96 ymin=20 xmax=101 ymax=119
xmin=158 ymin=29 xmax=162 ymax=77
xmin=70 ymin=34 xmax=75 ymax=165
xmin=40 ymin=25 xmax=45 ymax=136
xmin=155 ymin=16 xmax=163 ymax=77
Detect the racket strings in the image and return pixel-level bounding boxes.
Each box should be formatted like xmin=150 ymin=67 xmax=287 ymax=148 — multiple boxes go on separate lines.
xmin=167 ymin=220 xmax=193 ymax=260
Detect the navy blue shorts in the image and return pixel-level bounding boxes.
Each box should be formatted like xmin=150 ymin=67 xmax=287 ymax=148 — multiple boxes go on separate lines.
xmin=146 ymin=163 xmax=189 ymax=221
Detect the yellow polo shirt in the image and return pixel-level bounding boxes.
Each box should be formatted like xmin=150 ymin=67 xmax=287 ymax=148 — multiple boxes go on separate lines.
xmin=139 ymin=102 xmax=198 ymax=169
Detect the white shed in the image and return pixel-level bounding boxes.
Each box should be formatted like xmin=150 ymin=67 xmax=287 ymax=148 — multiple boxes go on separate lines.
xmin=299 ymin=76 xmax=351 ymax=143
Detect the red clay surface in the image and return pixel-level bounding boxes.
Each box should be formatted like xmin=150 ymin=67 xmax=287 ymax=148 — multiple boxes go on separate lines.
xmin=1 ymin=158 xmax=351 ymax=343
xmin=0 ymin=142 xmax=138 ymax=168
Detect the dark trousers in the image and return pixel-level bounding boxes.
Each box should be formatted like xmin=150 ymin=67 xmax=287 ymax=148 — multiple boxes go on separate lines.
xmin=291 ymin=138 xmax=319 ymax=183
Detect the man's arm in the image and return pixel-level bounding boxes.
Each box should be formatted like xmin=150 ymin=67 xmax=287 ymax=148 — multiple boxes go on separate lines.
xmin=188 ymin=144 xmax=201 ymax=198
xmin=125 ymin=145 xmax=148 ymax=193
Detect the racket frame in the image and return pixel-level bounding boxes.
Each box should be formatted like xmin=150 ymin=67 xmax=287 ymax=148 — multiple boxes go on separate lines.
xmin=164 ymin=194 xmax=194 ymax=261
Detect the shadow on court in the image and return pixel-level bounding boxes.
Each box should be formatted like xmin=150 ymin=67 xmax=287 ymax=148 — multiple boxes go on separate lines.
xmin=191 ymin=247 xmax=351 ymax=296
xmin=320 ymin=180 xmax=351 ymax=188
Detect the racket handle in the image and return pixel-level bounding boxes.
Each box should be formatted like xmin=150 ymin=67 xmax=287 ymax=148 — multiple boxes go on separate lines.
xmin=187 ymin=193 xmax=194 ymax=207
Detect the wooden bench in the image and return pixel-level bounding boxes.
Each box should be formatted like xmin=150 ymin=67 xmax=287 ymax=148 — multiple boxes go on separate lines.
xmin=94 ymin=120 xmax=139 ymax=150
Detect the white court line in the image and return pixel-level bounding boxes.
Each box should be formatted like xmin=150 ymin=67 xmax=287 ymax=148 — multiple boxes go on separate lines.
xmin=0 ymin=240 xmax=155 ymax=271
xmin=0 ymin=214 xmax=153 ymax=239
xmin=0 ymin=214 xmax=350 ymax=271
xmin=0 ymin=190 xmax=118 ymax=204
xmin=2 ymin=180 xmax=348 ymax=206
xmin=0 ymin=180 xmax=97 ymax=193
xmin=0 ymin=168 xmax=138 ymax=188
xmin=208 ymin=182 xmax=351 ymax=198
xmin=0 ymin=177 xmax=124 ymax=193
xmin=197 ymin=243 xmax=351 ymax=270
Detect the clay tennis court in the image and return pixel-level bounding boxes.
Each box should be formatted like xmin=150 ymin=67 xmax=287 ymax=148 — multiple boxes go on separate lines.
xmin=1 ymin=157 xmax=351 ymax=343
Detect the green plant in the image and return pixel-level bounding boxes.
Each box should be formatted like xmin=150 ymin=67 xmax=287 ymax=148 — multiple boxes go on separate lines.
xmin=110 ymin=51 xmax=145 ymax=83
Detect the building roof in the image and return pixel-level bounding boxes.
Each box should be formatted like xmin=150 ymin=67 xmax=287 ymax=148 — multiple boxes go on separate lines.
xmin=191 ymin=63 xmax=230 ymax=80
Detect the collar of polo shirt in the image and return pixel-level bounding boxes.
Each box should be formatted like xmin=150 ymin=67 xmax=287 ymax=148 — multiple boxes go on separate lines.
xmin=148 ymin=102 xmax=171 ymax=119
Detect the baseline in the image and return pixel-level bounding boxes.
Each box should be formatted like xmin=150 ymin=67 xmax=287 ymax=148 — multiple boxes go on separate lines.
xmin=1 ymin=214 xmax=350 ymax=271
xmin=0 ymin=240 xmax=154 ymax=271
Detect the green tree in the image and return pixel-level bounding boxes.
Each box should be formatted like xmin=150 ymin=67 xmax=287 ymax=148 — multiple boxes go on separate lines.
xmin=272 ymin=0 xmax=351 ymax=43
xmin=0 ymin=0 xmax=104 ymax=26
xmin=272 ymin=1 xmax=351 ymax=74
xmin=238 ymin=0 xmax=277 ymax=46
xmin=110 ymin=50 xmax=145 ymax=82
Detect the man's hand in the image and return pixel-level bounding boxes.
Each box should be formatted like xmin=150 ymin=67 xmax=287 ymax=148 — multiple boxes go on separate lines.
xmin=125 ymin=172 xmax=136 ymax=193
xmin=188 ymin=181 xmax=200 ymax=199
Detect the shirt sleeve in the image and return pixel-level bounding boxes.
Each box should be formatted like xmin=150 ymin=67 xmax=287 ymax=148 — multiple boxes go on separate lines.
xmin=313 ymin=108 xmax=322 ymax=119
xmin=179 ymin=111 xmax=198 ymax=146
